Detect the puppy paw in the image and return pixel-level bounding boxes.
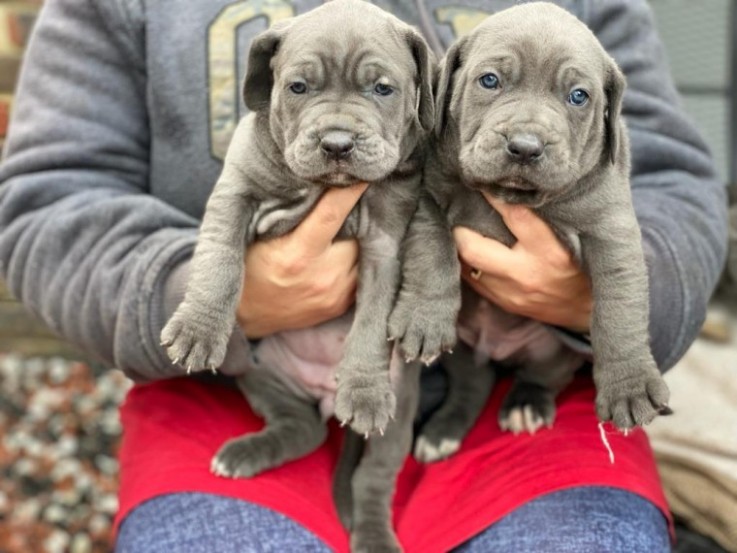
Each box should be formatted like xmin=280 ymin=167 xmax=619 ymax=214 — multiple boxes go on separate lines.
xmin=334 ymin=371 xmax=396 ymax=436
xmin=414 ymin=435 xmax=461 ymax=463
xmin=160 ymin=305 xmax=230 ymax=373
xmin=210 ymin=436 xmax=276 ymax=479
xmin=388 ymin=299 xmax=457 ymax=364
xmin=595 ymin=362 xmax=671 ymax=430
xmin=499 ymin=382 xmax=556 ymax=434
xmin=413 ymin=409 xmax=468 ymax=463
xmin=351 ymin=525 xmax=402 ymax=553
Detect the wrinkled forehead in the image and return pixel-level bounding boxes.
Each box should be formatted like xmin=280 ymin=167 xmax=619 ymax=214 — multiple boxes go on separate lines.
xmin=274 ymin=12 xmax=415 ymax=82
xmin=464 ymin=14 xmax=607 ymax=86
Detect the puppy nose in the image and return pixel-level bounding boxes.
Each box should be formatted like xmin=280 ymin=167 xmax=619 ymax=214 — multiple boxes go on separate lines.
xmin=320 ymin=131 xmax=355 ymax=160
xmin=506 ymin=134 xmax=545 ymax=164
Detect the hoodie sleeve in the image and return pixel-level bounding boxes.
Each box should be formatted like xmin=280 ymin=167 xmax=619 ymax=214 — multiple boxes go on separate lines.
xmin=0 ymin=0 xmax=250 ymax=381
xmin=580 ymin=0 xmax=728 ymax=371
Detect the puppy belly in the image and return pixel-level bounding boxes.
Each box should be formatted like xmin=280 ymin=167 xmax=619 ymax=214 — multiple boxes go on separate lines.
xmin=251 ymin=311 xmax=402 ymax=420
xmin=458 ymin=299 xmax=576 ymax=364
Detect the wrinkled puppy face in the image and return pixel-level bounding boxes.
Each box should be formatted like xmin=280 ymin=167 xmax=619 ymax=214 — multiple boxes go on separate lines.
xmin=437 ymin=3 xmax=625 ymax=206
xmin=243 ymin=0 xmax=434 ymax=187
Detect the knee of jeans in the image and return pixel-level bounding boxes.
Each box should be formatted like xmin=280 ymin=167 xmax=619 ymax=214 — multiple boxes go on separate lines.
xmin=115 ymin=493 xmax=331 ymax=553
xmin=566 ymin=506 xmax=671 ymax=553
xmin=457 ymin=487 xmax=671 ymax=553
xmin=115 ymin=498 xmax=172 ymax=553
xmin=571 ymin=487 xmax=670 ymax=553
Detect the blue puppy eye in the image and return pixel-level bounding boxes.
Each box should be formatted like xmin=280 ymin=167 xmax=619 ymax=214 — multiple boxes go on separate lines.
xmin=479 ymin=73 xmax=499 ymax=89
xmin=289 ymin=82 xmax=307 ymax=94
xmin=568 ymin=88 xmax=589 ymax=106
xmin=374 ymin=83 xmax=394 ymax=96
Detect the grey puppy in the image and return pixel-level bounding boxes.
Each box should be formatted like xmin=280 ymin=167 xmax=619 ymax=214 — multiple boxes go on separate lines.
xmin=160 ymin=0 xmax=433 ymax=549
xmin=389 ymin=2 xmax=672 ymax=455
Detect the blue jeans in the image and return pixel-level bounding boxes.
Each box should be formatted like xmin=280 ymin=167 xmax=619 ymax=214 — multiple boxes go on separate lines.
xmin=115 ymin=487 xmax=670 ymax=552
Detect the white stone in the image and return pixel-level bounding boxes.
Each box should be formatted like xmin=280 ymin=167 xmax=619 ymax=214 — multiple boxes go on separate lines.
xmin=14 ymin=457 xmax=37 ymax=476
xmin=95 ymin=454 xmax=118 ymax=475
xmin=43 ymin=530 xmax=71 ymax=553
xmin=70 ymin=533 xmax=93 ymax=553
xmin=96 ymin=493 xmax=119 ymax=514
xmin=89 ymin=513 xmax=111 ymax=534
xmin=43 ymin=504 xmax=67 ymax=524
xmin=48 ymin=358 xmax=72 ymax=384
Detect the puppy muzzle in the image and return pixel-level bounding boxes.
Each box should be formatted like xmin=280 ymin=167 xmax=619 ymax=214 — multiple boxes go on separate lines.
xmin=505 ymin=133 xmax=546 ymax=165
xmin=287 ymin=123 xmax=396 ymax=185
xmin=320 ymin=130 xmax=356 ymax=161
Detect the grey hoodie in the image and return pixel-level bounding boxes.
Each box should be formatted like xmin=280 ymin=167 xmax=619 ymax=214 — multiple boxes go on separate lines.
xmin=0 ymin=0 xmax=727 ymax=381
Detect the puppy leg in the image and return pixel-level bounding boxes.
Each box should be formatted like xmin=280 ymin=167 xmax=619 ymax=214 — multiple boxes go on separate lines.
xmin=161 ymin=164 xmax=255 ymax=373
xmin=335 ymin=190 xmax=418 ymax=436
xmin=211 ymin=370 xmax=327 ymax=478
xmin=334 ymin=247 xmax=400 ymax=436
xmin=350 ymin=362 xmax=420 ymax=553
xmin=333 ymin=430 xmax=366 ymax=530
xmin=581 ymin=216 xmax=670 ymax=430
xmin=389 ymin=191 xmax=460 ymax=364
xmin=414 ymin=342 xmax=494 ymax=463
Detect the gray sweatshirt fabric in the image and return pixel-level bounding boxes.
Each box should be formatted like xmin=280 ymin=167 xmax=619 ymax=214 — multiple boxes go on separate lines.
xmin=0 ymin=0 xmax=727 ymax=381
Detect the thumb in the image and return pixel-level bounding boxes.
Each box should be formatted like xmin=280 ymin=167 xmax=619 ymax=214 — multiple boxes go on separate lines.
xmin=293 ymin=183 xmax=369 ymax=255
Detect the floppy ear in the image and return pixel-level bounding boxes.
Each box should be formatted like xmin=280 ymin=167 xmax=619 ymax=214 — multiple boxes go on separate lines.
xmin=243 ymin=20 xmax=292 ymax=112
xmin=404 ymin=28 xmax=436 ymax=132
xmin=435 ymin=36 xmax=467 ymax=138
xmin=604 ymin=61 xmax=626 ymax=164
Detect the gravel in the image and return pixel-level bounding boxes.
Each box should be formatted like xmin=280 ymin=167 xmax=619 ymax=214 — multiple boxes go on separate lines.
xmin=0 ymin=355 xmax=131 ymax=552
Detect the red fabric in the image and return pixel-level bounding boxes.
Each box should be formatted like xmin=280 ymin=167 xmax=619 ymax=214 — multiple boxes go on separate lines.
xmin=115 ymin=375 xmax=672 ymax=552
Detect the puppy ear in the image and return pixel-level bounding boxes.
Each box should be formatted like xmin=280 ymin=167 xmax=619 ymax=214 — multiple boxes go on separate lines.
xmin=435 ymin=36 xmax=467 ymax=138
xmin=604 ymin=62 xmax=626 ymax=164
xmin=243 ymin=20 xmax=292 ymax=112
xmin=404 ymin=28 xmax=436 ymax=132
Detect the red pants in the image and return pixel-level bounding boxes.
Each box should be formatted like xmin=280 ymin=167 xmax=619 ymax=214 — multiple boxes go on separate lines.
xmin=115 ymin=375 xmax=671 ymax=553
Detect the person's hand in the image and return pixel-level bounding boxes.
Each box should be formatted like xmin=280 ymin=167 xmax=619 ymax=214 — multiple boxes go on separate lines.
xmin=453 ymin=191 xmax=592 ymax=332
xmin=237 ymin=183 xmax=368 ymax=338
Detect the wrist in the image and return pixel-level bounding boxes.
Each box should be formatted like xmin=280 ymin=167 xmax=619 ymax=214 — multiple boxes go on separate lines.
xmin=236 ymin=308 xmax=273 ymax=339
xmin=563 ymin=311 xmax=591 ymax=334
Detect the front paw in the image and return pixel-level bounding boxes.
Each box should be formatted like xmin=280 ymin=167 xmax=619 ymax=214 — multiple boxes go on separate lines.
xmin=595 ymin=360 xmax=671 ymax=430
xmin=160 ymin=305 xmax=231 ymax=373
xmin=334 ymin=370 xmax=396 ymax=437
xmin=388 ymin=297 xmax=457 ymax=365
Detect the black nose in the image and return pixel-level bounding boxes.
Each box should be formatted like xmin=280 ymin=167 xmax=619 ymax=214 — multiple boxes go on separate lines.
xmin=506 ymin=134 xmax=545 ymax=164
xmin=320 ymin=131 xmax=355 ymax=160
